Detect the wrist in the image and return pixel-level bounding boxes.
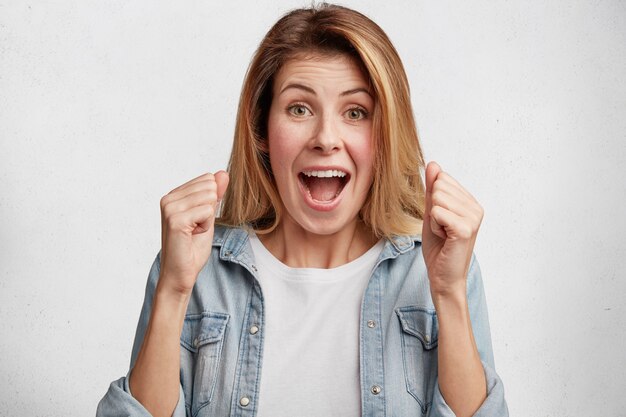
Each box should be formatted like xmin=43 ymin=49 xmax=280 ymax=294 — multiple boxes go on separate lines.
xmin=430 ymin=277 xmax=466 ymax=299
xmin=157 ymin=268 xmax=195 ymax=293
xmin=150 ymin=283 xmax=191 ymax=335
xmin=155 ymin=276 xmax=193 ymax=308
xmin=431 ymin=283 xmax=467 ymax=313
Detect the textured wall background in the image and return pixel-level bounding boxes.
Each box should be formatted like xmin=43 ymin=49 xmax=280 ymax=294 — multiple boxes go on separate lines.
xmin=1 ymin=1 xmax=625 ymax=416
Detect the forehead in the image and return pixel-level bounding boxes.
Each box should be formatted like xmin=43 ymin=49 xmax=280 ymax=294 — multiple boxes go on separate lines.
xmin=273 ymin=53 xmax=371 ymax=93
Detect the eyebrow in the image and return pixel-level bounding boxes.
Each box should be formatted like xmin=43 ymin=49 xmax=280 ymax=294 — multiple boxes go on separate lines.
xmin=280 ymin=83 xmax=316 ymax=95
xmin=279 ymin=83 xmax=372 ymax=98
xmin=340 ymin=87 xmax=372 ymax=98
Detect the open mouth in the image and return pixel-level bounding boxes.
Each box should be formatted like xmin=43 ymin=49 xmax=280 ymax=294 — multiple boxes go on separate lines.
xmin=299 ymin=169 xmax=350 ymax=203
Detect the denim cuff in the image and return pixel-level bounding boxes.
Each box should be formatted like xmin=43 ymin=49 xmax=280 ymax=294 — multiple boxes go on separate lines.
xmin=96 ymin=373 xmax=186 ymax=417
xmin=429 ymin=361 xmax=509 ymax=417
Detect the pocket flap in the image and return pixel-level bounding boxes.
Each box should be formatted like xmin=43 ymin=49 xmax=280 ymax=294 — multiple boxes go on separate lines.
xmin=396 ymin=306 xmax=438 ymax=349
xmin=180 ymin=312 xmax=230 ymax=352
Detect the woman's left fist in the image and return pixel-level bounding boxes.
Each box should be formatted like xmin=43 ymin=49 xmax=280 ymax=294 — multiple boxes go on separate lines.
xmin=421 ymin=161 xmax=484 ymax=298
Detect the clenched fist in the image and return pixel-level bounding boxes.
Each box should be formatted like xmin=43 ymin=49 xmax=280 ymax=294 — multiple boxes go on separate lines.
xmin=421 ymin=162 xmax=483 ymax=298
xmin=158 ymin=171 xmax=229 ymax=296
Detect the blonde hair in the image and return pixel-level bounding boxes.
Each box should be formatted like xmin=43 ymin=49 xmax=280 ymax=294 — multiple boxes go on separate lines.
xmin=218 ymin=3 xmax=425 ymax=238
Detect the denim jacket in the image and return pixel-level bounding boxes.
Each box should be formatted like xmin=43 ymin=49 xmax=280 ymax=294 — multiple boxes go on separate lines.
xmin=97 ymin=225 xmax=508 ymax=417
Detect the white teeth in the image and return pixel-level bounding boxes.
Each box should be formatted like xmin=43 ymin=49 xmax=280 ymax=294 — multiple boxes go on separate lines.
xmin=302 ymin=170 xmax=347 ymax=178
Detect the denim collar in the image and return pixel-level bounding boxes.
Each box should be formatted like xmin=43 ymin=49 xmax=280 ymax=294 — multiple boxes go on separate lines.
xmin=212 ymin=224 xmax=421 ymax=267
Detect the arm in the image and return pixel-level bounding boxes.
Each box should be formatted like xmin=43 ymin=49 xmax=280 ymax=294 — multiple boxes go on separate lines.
xmin=428 ymin=257 xmax=508 ymax=417
xmin=432 ymin=282 xmax=486 ymax=416
xmin=97 ymin=171 xmax=229 ymax=417
xmin=128 ymin=279 xmax=191 ymax=417
xmin=129 ymin=171 xmax=229 ymax=417
xmin=422 ymin=162 xmax=507 ymax=417
xmin=96 ymin=254 xmax=188 ymax=417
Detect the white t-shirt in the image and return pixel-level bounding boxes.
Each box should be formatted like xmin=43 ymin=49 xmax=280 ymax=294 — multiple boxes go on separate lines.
xmin=248 ymin=233 xmax=384 ymax=417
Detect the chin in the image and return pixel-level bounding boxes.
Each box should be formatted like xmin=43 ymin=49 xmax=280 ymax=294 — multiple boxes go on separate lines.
xmin=288 ymin=210 xmax=360 ymax=237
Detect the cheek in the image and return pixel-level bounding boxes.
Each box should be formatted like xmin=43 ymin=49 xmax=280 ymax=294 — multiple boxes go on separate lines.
xmin=268 ymin=116 xmax=310 ymax=166
xmin=349 ymin=132 xmax=375 ymax=174
xmin=267 ymin=121 xmax=300 ymax=179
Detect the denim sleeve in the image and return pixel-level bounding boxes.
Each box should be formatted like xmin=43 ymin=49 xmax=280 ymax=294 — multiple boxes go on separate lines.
xmin=96 ymin=253 xmax=188 ymax=417
xmin=96 ymin=375 xmax=186 ymax=417
xmin=427 ymin=256 xmax=509 ymax=417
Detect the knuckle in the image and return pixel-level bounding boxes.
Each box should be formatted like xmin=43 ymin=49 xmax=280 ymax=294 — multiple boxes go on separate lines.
xmin=430 ymin=205 xmax=443 ymax=217
xmin=470 ymin=202 xmax=484 ymax=222
xmin=476 ymin=206 xmax=485 ymax=223
xmin=439 ymin=172 xmax=453 ymax=184
xmin=196 ymin=190 xmax=217 ymax=205
xmin=470 ymin=213 xmax=482 ymax=229
xmin=204 ymin=187 xmax=218 ymax=198
xmin=202 ymin=172 xmax=216 ymax=183
xmin=161 ymin=199 xmax=178 ymax=218
xmin=431 ymin=179 xmax=443 ymax=193
xmin=459 ymin=224 xmax=473 ymax=239
xmin=165 ymin=213 xmax=178 ymax=229
xmin=431 ymin=191 xmax=443 ymax=207
xmin=205 ymin=180 xmax=218 ymax=192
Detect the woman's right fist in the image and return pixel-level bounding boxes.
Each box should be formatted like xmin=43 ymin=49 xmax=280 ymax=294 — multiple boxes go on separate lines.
xmin=157 ymin=171 xmax=229 ymax=296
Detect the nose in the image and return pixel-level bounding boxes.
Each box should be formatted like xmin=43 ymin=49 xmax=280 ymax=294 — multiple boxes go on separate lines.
xmin=311 ymin=114 xmax=341 ymax=154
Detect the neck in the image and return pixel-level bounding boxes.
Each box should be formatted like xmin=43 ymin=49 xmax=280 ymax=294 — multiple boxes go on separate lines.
xmin=258 ymin=217 xmax=378 ymax=269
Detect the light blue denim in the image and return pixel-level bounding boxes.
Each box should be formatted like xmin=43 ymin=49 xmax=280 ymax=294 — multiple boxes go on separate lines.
xmin=97 ymin=225 xmax=508 ymax=416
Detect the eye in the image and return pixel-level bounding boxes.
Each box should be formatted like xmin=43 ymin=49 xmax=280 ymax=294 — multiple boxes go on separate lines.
xmin=287 ymin=104 xmax=312 ymax=117
xmin=345 ymin=107 xmax=368 ymax=121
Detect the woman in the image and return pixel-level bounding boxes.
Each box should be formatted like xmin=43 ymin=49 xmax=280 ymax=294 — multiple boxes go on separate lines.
xmin=98 ymin=4 xmax=507 ymax=417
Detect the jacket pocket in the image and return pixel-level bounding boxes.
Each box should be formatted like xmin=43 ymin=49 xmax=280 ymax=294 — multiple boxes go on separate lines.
xmin=396 ymin=306 xmax=439 ymax=414
xmin=180 ymin=311 xmax=229 ymax=415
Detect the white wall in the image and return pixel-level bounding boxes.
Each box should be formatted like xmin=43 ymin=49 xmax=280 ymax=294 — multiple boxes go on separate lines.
xmin=1 ymin=1 xmax=625 ymax=415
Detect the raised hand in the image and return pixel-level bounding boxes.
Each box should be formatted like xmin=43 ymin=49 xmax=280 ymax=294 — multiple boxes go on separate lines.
xmin=421 ymin=161 xmax=483 ymax=297
xmin=158 ymin=171 xmax=229 ymax=296
xmin=421 ymin=161 xmax=488 ymax=416
xmin=129 ymin=171 xmax=229 ymax=417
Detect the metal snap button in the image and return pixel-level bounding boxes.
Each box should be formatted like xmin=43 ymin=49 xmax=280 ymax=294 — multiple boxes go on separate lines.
xmin=239 ymin=396 xmax=250 ymax=407
xmin=425 ymin=334 xmax=431 ymax=343
xmin=367 ymin=320 xmax=376 ymax=328
xmin=249 ymin=325 xmax=259 ymax=335
xmin=371 ymin=385 xmax=382 ymax=395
